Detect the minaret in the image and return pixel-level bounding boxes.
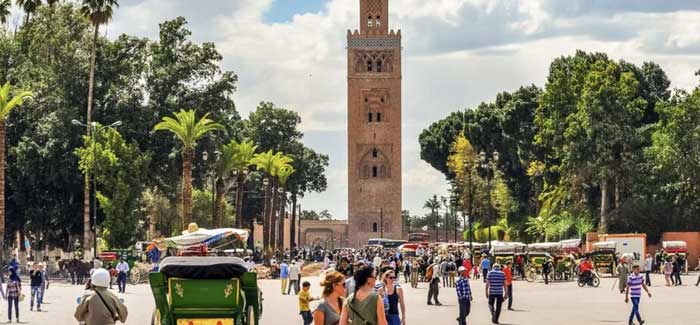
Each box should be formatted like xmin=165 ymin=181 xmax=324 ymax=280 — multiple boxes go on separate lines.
xmin=347 ymin=0 xmax=402 ymax=247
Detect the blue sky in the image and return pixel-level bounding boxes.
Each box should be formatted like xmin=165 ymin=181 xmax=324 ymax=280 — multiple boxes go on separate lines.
xmin=263 ymin=0 xmax=328 ymax=23
xmin=50 ymin=0 xmax=700 ymax=220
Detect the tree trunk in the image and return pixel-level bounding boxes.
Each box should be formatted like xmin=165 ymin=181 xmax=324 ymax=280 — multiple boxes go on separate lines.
xmin=269 ymin=183 xmax=278 ymax=254
xmin=0 ymin=121 xmax=5 ymax=254
xmin=277 ymin=191 xmax=286 ymax=252
xmin=234 ymin=173 xmax=245 ymax=229
xmin=214 ymin=177 xmax=225 ymax=227
xmin=81 ymin=23 xmax=99 ymax=258
xmin=182 ymin=148 xmax=193 ymax=230
xmin=614 ymin=176 xmax=621 ymax=209
xmin=262 ymin=178 xmax=271 ymax=256
xmin=290 ymin=194 xmax=297 ymax=248
xmin=599 ymin=178 xmax=609 ymax=234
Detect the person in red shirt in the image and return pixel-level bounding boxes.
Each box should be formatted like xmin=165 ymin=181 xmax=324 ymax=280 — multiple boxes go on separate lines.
xmin=503 ymin=261 xmax=514 ymax=310
xmin=579 ymin=257 xmax=594 ymax=283
xmin=463 ymin=259 xmax=472 ymax=278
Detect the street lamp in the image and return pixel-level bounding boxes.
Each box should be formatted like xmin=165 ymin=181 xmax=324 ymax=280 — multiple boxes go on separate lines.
xmin=71 ymin=119 xmax=122 ymax=259
xmin=441 ymin=196 xmax=448 ymax=242
xmin=479 ymin=150 xmax=499 ymax=252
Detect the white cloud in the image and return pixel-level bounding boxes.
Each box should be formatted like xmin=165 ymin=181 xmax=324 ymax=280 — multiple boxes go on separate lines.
xmin=104 ymin=0 xmax=700 ymax=219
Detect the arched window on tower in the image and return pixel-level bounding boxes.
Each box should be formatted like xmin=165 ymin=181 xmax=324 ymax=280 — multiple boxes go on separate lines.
xmin=376 ymin=60 xmax=382 ymax=72
xmin=372 ymin=149 xmax=378 ymax=158
xmin=368 ymin=16 xmax=373 ymax=27
xmin=368 ymin=112 xmax=373 ymax=123
xmin=376 ymin=16 xmax=381 ymax=27
xmin=372 ymin=166 xmax=378 ymax=178
xmin=377 ymin=112 xmax=382 ymax=122
xmin=372 ymin=222 xmax=378 ymax=232
xmin=367 ymin=60 xmax=373 ymax=72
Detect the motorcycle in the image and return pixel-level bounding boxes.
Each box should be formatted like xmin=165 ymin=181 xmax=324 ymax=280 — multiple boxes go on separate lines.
xmin=577 ymin=271 xmax=600 ymax=287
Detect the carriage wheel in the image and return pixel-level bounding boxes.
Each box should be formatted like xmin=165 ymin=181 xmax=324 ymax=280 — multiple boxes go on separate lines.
xmin=525 ymin=269 xmax=535 ymax=282
xmin=129 ymin=269 xmax=141 ymax=285
xmin=554 ymin=272 xmax=563 ymax=281
xmin=246 ymin=304 xmax=255 ymax=325
xmin=591 ymin=276 xmax=600 ymax=287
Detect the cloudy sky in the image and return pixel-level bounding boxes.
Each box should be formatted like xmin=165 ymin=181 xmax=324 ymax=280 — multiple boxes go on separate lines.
xmin=51 ymin=0 xmax=700 ymax=219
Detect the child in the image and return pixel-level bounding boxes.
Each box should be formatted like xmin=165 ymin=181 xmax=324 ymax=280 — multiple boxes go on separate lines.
xmin=298 ymin=281 xmax=318 ymax=325
xmin=625 ymin=264 xmax=651 ymax=325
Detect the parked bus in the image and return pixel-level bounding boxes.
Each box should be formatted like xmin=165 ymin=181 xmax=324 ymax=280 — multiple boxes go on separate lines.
xmin=368 ymin=238 xmax=407 ymax=249
xmin=407 ymin=232 xmax=430 ymax=242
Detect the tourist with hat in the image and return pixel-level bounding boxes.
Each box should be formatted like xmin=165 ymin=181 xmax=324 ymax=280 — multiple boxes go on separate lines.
xmin=455 ymin=266 xmax=473 ymax=325
xmin=74 ymin=268 xmax=128 ymax=325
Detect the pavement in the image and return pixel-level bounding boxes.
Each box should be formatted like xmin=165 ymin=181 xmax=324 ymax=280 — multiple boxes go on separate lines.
xmin=7 ymin=272 xmax=700 ymax=324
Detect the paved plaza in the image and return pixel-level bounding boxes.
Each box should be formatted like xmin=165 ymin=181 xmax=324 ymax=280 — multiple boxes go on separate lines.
xmin=5 ymin=272 xmax=700 ymax=324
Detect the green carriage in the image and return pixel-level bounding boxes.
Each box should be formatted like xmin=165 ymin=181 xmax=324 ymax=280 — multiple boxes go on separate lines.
xmin=591 ymin=241 xmax=617 ymax=276
xmin=150 ymin=256 xmax=262 ymax=325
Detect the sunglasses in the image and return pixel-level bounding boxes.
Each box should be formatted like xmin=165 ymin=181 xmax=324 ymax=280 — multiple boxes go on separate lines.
xmin=387 ymin=276 xmax=395 ymax=280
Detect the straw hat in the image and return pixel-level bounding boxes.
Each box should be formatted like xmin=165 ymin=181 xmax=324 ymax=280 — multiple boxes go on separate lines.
xmin=182 ymin=222 xmax=200 ymax=234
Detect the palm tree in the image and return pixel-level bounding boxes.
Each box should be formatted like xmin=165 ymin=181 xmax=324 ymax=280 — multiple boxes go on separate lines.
xmin=154 ymin=109 xmax=224 ymax=230
xmin=78 ymin=0 xmax=117 ymax=259
xmin=0 ymin=0 xmax=11 ymax=25
xmin=423 ymin=195 xmax=441 ymax=241
xmin=231 ymin=140 xmax=256 ymax=229
xmin=276 ymin=164 xmax=294 ymax=252
xmin=16 ymin=0 xmax=41 ymax=24
xmin=251 ymin=151 xmax=292 ymax=255
xmin=212 ymin=141 xmax=238 ymax=228
xmin=0 ymin=82 xmax=32 ymax=252
xmin=79 ymin=0 xmax=118 ymax=132
xmin=525 ymin=214 xmax=557 ymax=242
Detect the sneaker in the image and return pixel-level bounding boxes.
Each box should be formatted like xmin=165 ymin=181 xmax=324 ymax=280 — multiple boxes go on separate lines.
xmin=427 ymin=302 xmax=433 ymax=305
xmin=30 ymin=306 xmax=32 ymax=311
xmin=435 ymin=302 xmax=443 ymax=306
xmin=38 ymin=307 xmax=42 ymax=312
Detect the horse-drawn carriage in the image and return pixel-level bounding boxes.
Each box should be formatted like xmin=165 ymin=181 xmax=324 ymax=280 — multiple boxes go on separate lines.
xmin=590 ymin=241 xmax=617 ymax=276
xmin=491 ymin=241 xmax=527 ymax=266
xmin=147 ymin=224 xmax=261 ymax=325
xmin=524 ymin=242 xmax=561 ymax=282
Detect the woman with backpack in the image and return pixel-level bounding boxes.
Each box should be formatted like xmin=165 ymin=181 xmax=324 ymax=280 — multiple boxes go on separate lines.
xmin=340 ymin=266 xmax=387 ymax=325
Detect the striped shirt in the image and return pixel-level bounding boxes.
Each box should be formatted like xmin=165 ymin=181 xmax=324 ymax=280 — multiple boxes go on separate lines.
xmin=487 ymin=270 xmax=506 ymax=296
xmin=627 ymin=273 xmax=644 ymax=298
xmin=456 ymin=276 xmax=472 ymax=300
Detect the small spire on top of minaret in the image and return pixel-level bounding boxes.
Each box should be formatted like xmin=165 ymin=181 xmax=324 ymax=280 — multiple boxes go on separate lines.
xmin=359 ymin=0 xmax=389 ymax=36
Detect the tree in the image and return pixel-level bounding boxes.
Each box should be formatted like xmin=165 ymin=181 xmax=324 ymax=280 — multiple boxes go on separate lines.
xmin=75 ymin=127 xmax=150 ymax=248
xmin=250 ymin=150 xmax=292 ymax=254
xmin=525 ymin=214 xmax=556 ymax=242
xmin=423 ymin=195 xmax=441 ymax=241
xmin=286 ymin=145 xmax=328 ymax=248
xmin=0 ymin=0 xmax=10 ymax=25
xmin=276 ymin=163 xmax=294 ymax=251
xmin=78 ymin=0 xmax=118 ymax=258
xmin=154 ymin=109 xmax=224 ymax=230
xmin=230 ymin=140 xmax=256 ymax=229
xmin=16 ymin=0 xmax=42 ymax=24
xmin=0 ymin=82 xmax=32 ymax=250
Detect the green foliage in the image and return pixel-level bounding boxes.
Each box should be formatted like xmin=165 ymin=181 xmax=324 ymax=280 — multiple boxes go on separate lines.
xmin=299 ymin=209 xmax=333 ymax=221
xmin=75 ymin=127 xmax=150 ymax=248
xmin=154 ymin=109 xmax=225 ymax=150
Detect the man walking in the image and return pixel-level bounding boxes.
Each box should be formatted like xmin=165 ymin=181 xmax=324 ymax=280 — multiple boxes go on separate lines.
xmin=481 ymin=255 xmax=491 ymax=283
xmin=486 ymin=264 xmax=508 ymax=325
xmin=625 ymin=264 xmax=651 ymax=325
xmin=280 ymin=260 xmax=289 ymax=295
xmin=116 ymin=258 xmax=130 ymax=293
xmin=643 ymin=254 xmax=653 ymax=286
xmin=427 ymin=259 xmax=442 ymax=305
xmin=503 ymin=261 xmax=514 ymax=310
xmin=456 ymin=266 xmax=472 ymax=325
xmin=29 ymin=263 xmax=43 ymax=311
xmin=542 ymin=256 xmax=552 ymax=285
xmin=288 ymin=261 xmax=301 ymax=295
xmin=617 ymin=258 xmax=630 ymax=293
